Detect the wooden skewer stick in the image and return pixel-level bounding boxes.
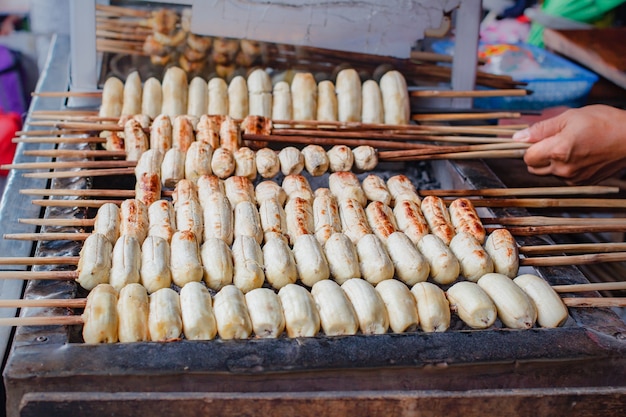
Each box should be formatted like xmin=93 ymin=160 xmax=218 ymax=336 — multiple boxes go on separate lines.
xmin=410 ymin=89 xmax=529 ymax=98
xmin=3 ymin=233 xmax=90 ymax=241
xmin=0 ymin=316 xmax=84 ymax=327
xmin=26 ymin=121 xmax=123 ymax=130
xmin=31 ymin=110 xmax=99 ymax=116
xmin=15 ymin=129 xmax=86 ymax=136
xmin=520 ymin=242 xmax=626 ymax=255
xmin=31 ymin=91 xmax=103 ymax=98
xmin=379 ymin=142 xmax=529 ymax=160
xmin=0 ymin=270 xmax=78 ymax=280
xmin=31 ymin=199 xmax=122 ymax=208
xmin=13 ymin=136 xmax=107 ymax=144
xmin=19 ymin=218 xmax=95 ymax=227
xmin=488 ymin=225 xmax=626 ymax=235
xmin=29 ymin=114 xmax=118 ymax=122
xmin=562 ymin=297 xmax=626 ymax=308
xmin=383 ymin=149 xmax=527 ymax=161
xmin=482 ymin=216 xmax=626 ymax=226
xmin=24 ymin=168 xmax=135 ymax=179
xmin=451 ymin=197 xmax=626 ymax=209
xmin=244 ymin=134 xmax=437 ymax=150
xmin=0 ymin=256 xmax=80 ymax=265
xmin=20 ymin=188 xmax=140 ymax=198
xmin=521 ymin=252 xmax=626 ymax=266
xmin=96 ymin=29 xmax=148 ymax=41
xmin=95 ymin=3 xmax=151 ymax=17
xmin=23 ymin=149 xmax=125 ymax=158
xmin=552 ymin=282 xmax=626 ymax=293
xmin=420 ymin=186 xmax=619 ymax=197
xmin=411 ymin=112 xmax=521 ymax=122
xmin=3 ymin=160 xmax=135 ymax=171
xmin=0 ymin=298 xmax=86 ymax=308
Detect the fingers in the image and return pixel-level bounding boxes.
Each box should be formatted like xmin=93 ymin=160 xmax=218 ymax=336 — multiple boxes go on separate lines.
xmin=513 ymin=112 xmax=569 ymax=144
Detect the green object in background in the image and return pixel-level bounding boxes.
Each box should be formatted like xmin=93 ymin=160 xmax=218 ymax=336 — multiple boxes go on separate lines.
xmin=527 ymin=0 xmax=626 ymax=47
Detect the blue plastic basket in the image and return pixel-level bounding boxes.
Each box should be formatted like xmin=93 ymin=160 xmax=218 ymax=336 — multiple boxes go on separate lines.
xmin=431 ymin=41 xmax=598 ymax=110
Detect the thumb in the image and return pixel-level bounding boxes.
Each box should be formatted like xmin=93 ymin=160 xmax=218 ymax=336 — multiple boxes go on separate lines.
xmin=513 ymin=114 xmax=567 ymax=143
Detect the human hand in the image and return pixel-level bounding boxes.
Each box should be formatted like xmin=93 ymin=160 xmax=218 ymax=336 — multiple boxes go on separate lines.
xmin=513 ymin=105 xmax=626 ymax=184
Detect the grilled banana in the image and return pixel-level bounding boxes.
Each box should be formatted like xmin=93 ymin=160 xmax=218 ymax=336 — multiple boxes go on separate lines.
xmin=213 ymin=285 xmax=252 ymax=339
xmin=170 ymin=230 xmax=203 ymax=287
xmin=134 ymin=149 xmax=163 ymax=206
xmin=77 ymin=233 xmax=113 ymax=290
xmin=421 ymin=196 xmax=455 ymax=245
xmin=117 ymin=283 xmax=150 ymax=343
xmin=302 ymin=144 xmax=330 ymax=176
xmin=140 ymin=235 xmax=172 ymax=294
xmin=375 ymin=279 xmax=419 ymax=333
xmin=255 ymin=148 xmax=280 ymax=179
xmin=150 ymin=114 xmax=172 ymax=153
xmin=142 ymin=78 xmax=162 ymax=119
xmin=234 ymin=147 xmax=257 ymax=180
xmin=228 ymin=75 xmax=249 ymax=119
xmin=387 ymin=175 xmax=420 ymax=207
xmin=352 ymin=145 xmax=378 ymax=172
xmin=234 ymin=200 xmax=263 ymax=244
xmin=513 ymin=274 xmax=568 ymax=328
xmin=313 ymin=189 xmax=342 ymax=245
xmin=393 ymin=199 xmax=430 ymax=245
xmin=356 ymin=233 xmax=394 ymax=285
xmin=361 ymin=79 xmax=384 ymax=124
xmin=176 ymin=198 xmax=204 ymax=245
xmin=283 ymin=174 xmax=314 ymax=203
xmin=219 ymin=115 xmax=241 ymax=152
xmin=446 ymin=281 xmax=497 ymax=329
xmin=119 ymin=199 xmax=149 ymax=245
xmin=123 ymin=118 xmax=149 ymax=161
xmin=484 ymin=229 xmax=519 ymax=278
xmin=148 ymin=287 xmax=183 ymax=341
xmin=245 ymin=288 xmax=286 ymax=338
xmin=161 ymin=148 xmax=186 ymax=188
xmin=200 ymin=237 xmax=234 ymax=291
xmin=180 ymin=281 xmax=218 ymax=340
xmin=161 ymin=66 xmax=188 ymax=117
xmin=278 ymin=283 xmax=321 ymax=337
xmin=339 ymin=198 xmax=372 ymax=244
xmin=197 ymin=174 xmax=225 ymax=208
xmin=449 ymin=232 xmax=494 ymax=282
xmin=259 ymin=197 xmax=288 ymax=243
xmin=210 ymin=147 xmax=235 ymax=179
xmin=341 ymin=278 xmax=389 ymax=334
xmin=365 ymin=201 xmax=397 ymax=242
xmin=284 ymin=196 xmax=314 ymax=245
xmin=232 ymin=235 xmax=265 ymax=293
xmin=449 ymin=198 xmax=486 ymax=244
xmin=386 ymin=231 xmax=430 ymax=286
xmin=311 ymin=279 xmax=358 ymax=336
xmin=263 ymin=237 xmax=298 ymax=289
xmin=477 ymin=273 xmax=537 ymax=329
xmin=93 ymin=203 xmax=120 ymax=245
xmin=196 ymin=114 xmax=221 ymax=148
xmin=327 ymin=144 xmax=354 ymax=172
xmin=208 ymin=77 xmax=229 ymax=116
xmin=185 ymin=141 xmax=213 ymax=183
xmin=82 ymin=283 xmax=118 ymax=344
xmin=148 ymin=200 xmax=176 ymax=243
xmin=336 ymin=68 xmax=362 ymax=122
xmin=411 ymin=282 xmax=450 ymax=333
xmin=202 ymin=193 xmax=234 ymax=245
xmin=417 ymin=234 xmax=460 ymax=285
xmin=362 ymin=174 xmax=391 ymax=206
xmin=121 ymin=71 xmax=142 ymax=116
xmin=225 ymin=176 xmax=256 ymax=207
xmin=187 ymin=76 xmax=208 ymax=117
xmin=247 ymin=68 xmax=273 ymax=117
xmin=272 ymin=81 xmax=292 ymax=126
xmin=109 ymin=235 xmax=142 ymax=291
xmin=291 ymin=72 xmax=317 ymax=121
xmin=99 ymin=77 xmax=123 ymax=118
xmin=329 ymin=171 xmax=367 ymax=206
xmin=324 ymin=232 xmax=361 ymax=284
xmin=379 ymin=70 xmax=410 ymax=125
xmin=172 ymin=115 xmax=195 ymax=152
xmin=292 ymin=234 xmax=330 ymax=287
xmin=278 ymin=146 xmax=305 ymax=176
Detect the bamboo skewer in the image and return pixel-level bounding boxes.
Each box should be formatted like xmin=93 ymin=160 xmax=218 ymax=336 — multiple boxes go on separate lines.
xmin=452 ymin=198 xmax=626 ymax=209
xmin=19 ymin=218 xmax=95 ymax=227
xmin=23 ymin=149 xmax=125 ymax=158
xmin=31 ymin=91 xmax=103 ymax=98
xmin=483 ymin=216 xmax=626 ymax=226
xmin=20 ymin=189 xmax=140 ymax=198
xmin=562 ymin=297 xmax=626 ymax=308
xmin=3 ymin=160 xmax=136 ymax=171
xmin=489 ymin=225 xmax=626 ymax=235
xmin=0 ymin=271 xmax=78 ymax=280
xmin=3 ymin=233 xmax=90 ymax=241
xmin=411 ymin=112 xmax=521 ymax=122
xmin=410 ymin=89 xmax=529 ymax=98
xmin=24 ymin=167 xmax=135 ymax=179
xmin=0 ymin=256 xmax=79 ymax=265
xmin=13 ymin=136 xmax=107 ymax=144
xmin=420 ymin=186 xmax=619 ymax=197
xmin=378 ymin=142 xmax=530 ymax=160
xmin=520 ymin=252 xmax=626 ymax=267
xmin=552 ymin=282 xmax=626 ymax=293
xmin=520 ymin=242 xmax=626 ymax=255
xmin=15 ymin=129 xmax=85 ymax=136
xmin=31 ymin=199 xmax=123 ymax=208
xmin=0 ymin=298 xmax=86 ymax=308
xmin=31 ymin=110 xmax=100 ymax=116
xmin=0 ymin=316 xmax=84 ymax=327
xmin=386 ymin=149 xmax=526 ymax=161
